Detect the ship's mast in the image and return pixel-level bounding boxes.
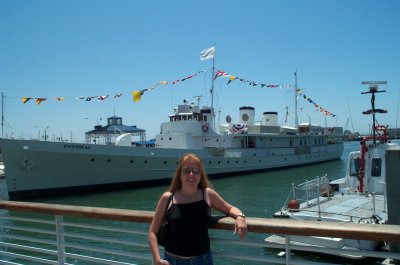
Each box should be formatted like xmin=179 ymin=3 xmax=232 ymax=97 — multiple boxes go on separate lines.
xmin=361 ymin=81 xmax=387 ymax=145
xmin=294 ymin=71 xmax=298 ymax=129
xmin=211 ymin=49 xmax=216 ymax=130
xmin=1 ymin=92 xmax=4 ymax=138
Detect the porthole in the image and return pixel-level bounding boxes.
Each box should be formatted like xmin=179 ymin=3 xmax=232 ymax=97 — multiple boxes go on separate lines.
xmin=130 ymin=160 xmax=134 ymax=163
xmin=90 ymin=158 xmax=95 ymax=162
xmin=107 ymin=159 xmax=111 ymax=162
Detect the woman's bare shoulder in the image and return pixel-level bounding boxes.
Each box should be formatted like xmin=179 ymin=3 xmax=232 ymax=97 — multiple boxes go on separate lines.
xmin=161 ymin=191 xmax=173 ymax=200
xmin=205 ymin=187 xmax=217 ymax=195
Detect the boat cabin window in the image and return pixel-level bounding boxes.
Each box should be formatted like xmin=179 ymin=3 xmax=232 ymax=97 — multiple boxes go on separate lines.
xmin=371 ymin=158 xmax=382 ymax=177
xmin=192 ymin=113 xmax=203 ymax=121
xmin=248 ymin=136 xmax=256 ymax=148
xmin=170 ymin=113 xmax=204 ymax=122
xmin=349 ymin=157 xmax=361 ymax=176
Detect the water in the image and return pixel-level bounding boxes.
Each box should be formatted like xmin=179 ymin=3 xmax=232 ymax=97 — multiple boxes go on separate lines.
xmin=21 ymin=142 xmax=372 ymax=264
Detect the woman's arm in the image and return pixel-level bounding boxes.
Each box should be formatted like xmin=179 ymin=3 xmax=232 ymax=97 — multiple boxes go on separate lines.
xmin=148 ymin=192 xmax=172 ymax=265
xmin=206 ymin=188 xmax=248 ymax=240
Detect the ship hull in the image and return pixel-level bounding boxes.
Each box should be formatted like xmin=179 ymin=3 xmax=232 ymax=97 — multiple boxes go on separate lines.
xmin=0 ymin=138 xmax=343 ymax=199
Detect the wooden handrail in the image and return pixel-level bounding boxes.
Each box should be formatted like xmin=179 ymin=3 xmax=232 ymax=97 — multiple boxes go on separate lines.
xmin=1 ymin=200 xmax=399 ymax=243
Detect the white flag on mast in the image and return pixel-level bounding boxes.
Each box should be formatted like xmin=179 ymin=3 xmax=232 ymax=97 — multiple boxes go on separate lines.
xmin=200 ymin=46 xmax=215 ymax=60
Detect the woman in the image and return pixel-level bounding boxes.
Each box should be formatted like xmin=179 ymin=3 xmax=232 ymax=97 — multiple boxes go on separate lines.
xmin=149 ymin=153 xmax=248 ymax=265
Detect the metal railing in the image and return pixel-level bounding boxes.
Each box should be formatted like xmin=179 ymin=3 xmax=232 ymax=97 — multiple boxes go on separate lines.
xmin=0 ymin=200 xmax=399 ymax=265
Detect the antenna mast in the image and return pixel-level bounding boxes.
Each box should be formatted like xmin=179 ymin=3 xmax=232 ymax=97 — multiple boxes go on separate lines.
xmin=193 ymin=95 xmax=202 ymax=107
xmin=211 ymin=48 xmax=216 ymax=130
xmin=361 ymin=81 xmax=387 ymax=145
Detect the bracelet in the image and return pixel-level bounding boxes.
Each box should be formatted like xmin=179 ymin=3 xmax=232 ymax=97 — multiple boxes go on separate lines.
xmin=237 ymin=213 xmax=245 ymax=219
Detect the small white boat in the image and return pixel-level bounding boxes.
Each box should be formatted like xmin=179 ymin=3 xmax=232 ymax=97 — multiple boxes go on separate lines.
xmin=266 ymin=81 xmax=400 ymax=259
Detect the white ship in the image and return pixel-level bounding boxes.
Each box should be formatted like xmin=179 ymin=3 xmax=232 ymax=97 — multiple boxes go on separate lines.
xmin=0 ymin=103 xmax=343 ymax=199
xmin=0 ymin=71 xmax=344 ymax=199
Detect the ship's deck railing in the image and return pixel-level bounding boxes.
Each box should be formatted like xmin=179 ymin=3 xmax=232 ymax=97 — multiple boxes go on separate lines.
xmin=294 ymin=175 xmax=331 ymax=203
xmin=0 ymin=200 xmax=399 ymax=265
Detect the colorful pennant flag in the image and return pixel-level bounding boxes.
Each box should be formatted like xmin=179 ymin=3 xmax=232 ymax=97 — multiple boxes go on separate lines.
xmin=132 ymin=70 xmax=205 ymax=102
xmin=296 ymin=88 xmax=336 ymax=117
xmin=132 ymin=81 xmax=169 ymax=102
xmin=214 ymin=70 xmax=230 ymax=80
xmin=22 ymin=97 xmax=33 ymax=103
xmin=132 ymin=91 xmax=143 ymax=102
xmin=35 ymin=98 xmax=47 ymax=105
xmin=98 ymin=95 xmax=109 ymax=101
xmin=172 ymin=70 xmax=205 ymax=85
xmin=214 ymin=70 xmax=291 ymax=88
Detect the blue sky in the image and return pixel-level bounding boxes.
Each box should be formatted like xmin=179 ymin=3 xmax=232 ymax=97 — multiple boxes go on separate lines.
xmin=1 ymin=0 xmax=399 ymax=142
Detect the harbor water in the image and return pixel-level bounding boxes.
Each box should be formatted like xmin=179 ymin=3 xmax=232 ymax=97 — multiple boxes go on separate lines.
xmin=11 ymin=142 xmax=381 ymax=264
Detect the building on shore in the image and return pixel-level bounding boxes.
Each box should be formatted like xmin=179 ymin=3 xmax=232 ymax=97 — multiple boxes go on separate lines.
xmin=388 ymin=127 xmax=400 ymax=140
xmin=85 ymin=116 xmax=146 ymax=145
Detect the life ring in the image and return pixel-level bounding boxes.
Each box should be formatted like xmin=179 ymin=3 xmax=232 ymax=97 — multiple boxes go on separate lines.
xmin=202 ymin=122 xmax=209 ymax=132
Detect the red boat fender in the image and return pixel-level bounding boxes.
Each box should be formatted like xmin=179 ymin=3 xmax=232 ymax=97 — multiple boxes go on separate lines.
xmin=287 ymin=199 xmax=300 ymax=212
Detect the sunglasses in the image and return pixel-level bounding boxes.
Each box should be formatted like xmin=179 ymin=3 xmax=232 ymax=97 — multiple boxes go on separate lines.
xmin=182 ymin=167 xmax=200 ymax=174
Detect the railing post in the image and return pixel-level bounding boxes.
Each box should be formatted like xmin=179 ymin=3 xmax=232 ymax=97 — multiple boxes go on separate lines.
xmin=292 ymin=183 xmax=296 ymax=199
xmin=55 ymin=215 xmax=66 ymax=264
xmin=305 ymin=180 xmax=309 ymax=206
xmin=285 ymin=235 xmax=291 ymax=265
xmin=372 ymin=192 xmax=376 ymax=215
xmin=317 ymin=177 xmax=321 ymax=220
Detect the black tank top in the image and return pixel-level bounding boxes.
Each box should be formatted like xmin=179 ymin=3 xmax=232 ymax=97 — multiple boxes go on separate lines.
xmin=164 ymin=189 xmax=212 ymax=256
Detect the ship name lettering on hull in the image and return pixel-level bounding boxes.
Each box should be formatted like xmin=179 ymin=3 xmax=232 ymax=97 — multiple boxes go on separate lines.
xmin=64 ymin=144 xmax=91 ymax=150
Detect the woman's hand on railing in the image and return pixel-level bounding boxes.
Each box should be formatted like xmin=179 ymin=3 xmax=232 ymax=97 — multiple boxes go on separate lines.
xmin=234 ymin=216 xmax=247 ymax=240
